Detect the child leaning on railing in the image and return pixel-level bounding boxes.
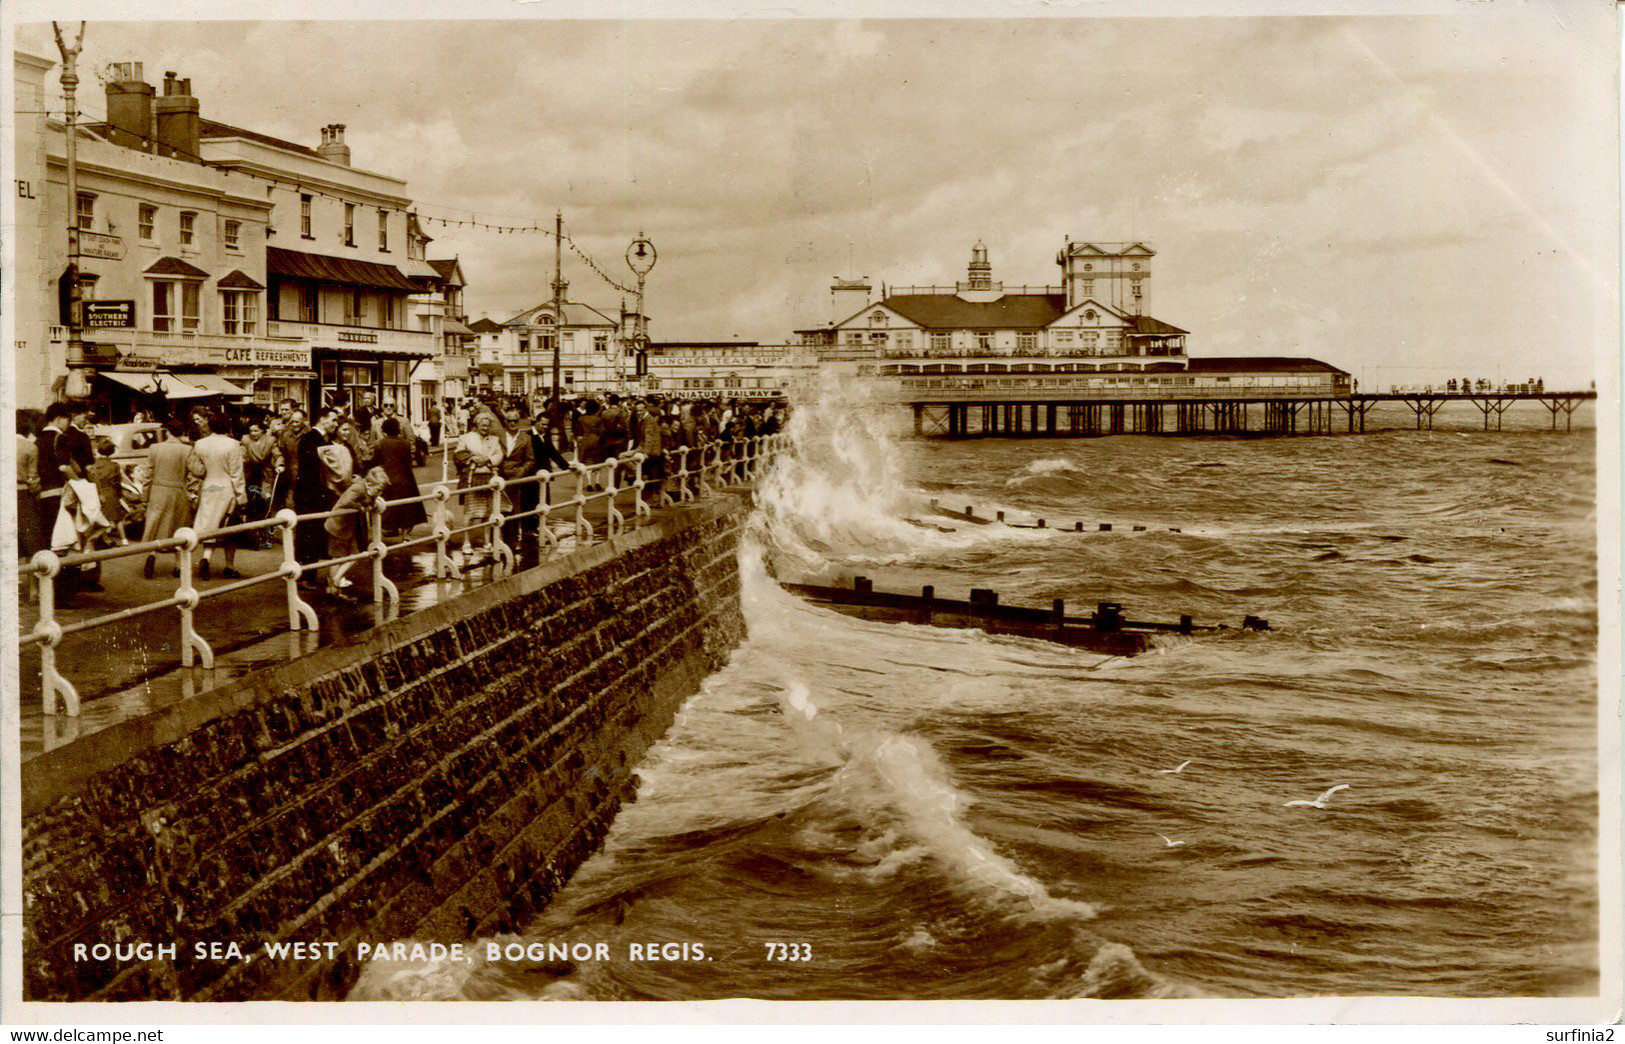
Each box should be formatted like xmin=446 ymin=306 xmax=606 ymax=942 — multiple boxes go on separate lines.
xmin=323 ymin=466 xmax=388 ymax=600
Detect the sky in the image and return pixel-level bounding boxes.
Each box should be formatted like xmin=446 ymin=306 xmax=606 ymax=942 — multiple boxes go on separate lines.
xmin=10 ymin=1 xmax=1618 ymax=389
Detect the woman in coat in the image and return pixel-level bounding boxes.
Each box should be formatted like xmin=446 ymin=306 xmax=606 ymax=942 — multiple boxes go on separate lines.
xmin=138 ymin=418 xmax=195 ymax=579
xmin=188 ymin=409 xmax=248 ymax=580
xmin=371 ymin=416 xmax=427 ymax=538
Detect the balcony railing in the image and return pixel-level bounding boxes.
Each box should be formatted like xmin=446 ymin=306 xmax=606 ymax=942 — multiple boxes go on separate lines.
xmin=267 ymin=319 xmax=435 ymax=354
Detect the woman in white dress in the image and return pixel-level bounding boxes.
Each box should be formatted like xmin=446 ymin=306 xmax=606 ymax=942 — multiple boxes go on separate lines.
xmin=187 ymin=408 xmax=247 ymax=580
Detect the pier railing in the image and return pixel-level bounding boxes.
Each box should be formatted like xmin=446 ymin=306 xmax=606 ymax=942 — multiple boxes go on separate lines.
xmin=19 ymin=433 xmax=790 ymax=717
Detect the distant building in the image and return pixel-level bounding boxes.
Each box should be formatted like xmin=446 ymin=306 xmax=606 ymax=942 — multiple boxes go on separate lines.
xmin=644 ymin=342 xmax=811 ymax=400
xmin=811 ymin=241 xmax=1188 ymax=376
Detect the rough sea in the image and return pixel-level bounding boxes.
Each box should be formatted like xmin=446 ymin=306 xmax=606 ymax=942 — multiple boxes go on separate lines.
xmin=353 ymin=386 xmax=1599 ymax=1002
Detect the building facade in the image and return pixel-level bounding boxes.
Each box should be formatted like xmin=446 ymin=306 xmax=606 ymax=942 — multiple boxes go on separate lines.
xmin=643 ymin=342 xmax=811 ymax=399
xmin=12 ymin=56 xmax=438 ymax=419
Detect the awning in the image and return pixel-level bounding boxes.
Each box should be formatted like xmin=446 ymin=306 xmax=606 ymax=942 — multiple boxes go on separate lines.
xmin=443 ymin=318 xmax=474 ymax=336
xmin=267 ymin=247 xmax=420 ymax=292
xmin=98 ymin=370 xmax=214 ymax=399
xmin=178 ymin=373 xmax=251 ymax=397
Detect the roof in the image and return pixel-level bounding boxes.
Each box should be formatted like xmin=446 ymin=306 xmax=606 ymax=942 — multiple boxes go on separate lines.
xmin=502 ymin=301 xmax=618 ymax=328
xmin=145 ymin=256 xmax=210 ymax=278
xmin=443 ymin=318 xmax=474 ymax=336
xmin=216 ymin=269 xmax=264 ymax=290
xmin=468 ymin=317 xmax=504 ymax=333
xmin=266 ymin=247 xmax=419 ymax=291
xmin=1129 ymin=315 xmax=1188 ymax=336
xmin=651 ymin=341 xmax=762 ymax=349
xmin=877 ymin=292 xmax=1067 ymax=330
xmin=428 ymin=258 xmax=462 ymax=284
xmin=1188 ymin=356 xmax=1349 ymax=375
xmin=199 ymin=120 xmax=322 ymax=158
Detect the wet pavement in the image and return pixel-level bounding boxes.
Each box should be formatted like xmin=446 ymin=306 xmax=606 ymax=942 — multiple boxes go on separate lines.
xmin=17 ymin=448 xmax=676 ymax=761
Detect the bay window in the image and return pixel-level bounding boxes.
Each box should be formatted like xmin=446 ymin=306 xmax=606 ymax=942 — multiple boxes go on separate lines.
xmin=222 ymin=290 xmax=259 ymax=335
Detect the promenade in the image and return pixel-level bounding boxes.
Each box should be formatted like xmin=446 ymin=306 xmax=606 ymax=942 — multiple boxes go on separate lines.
xmin=16 ymin=442 xmax=736 ymax=761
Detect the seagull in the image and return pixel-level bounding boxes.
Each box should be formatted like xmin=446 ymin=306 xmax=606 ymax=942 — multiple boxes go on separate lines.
xmin=1284 ymin=784 xmax=1350 ymax=809
xmin=1156 ymin=833 xmax=1186 ymax=848
xmin=1159 ymin=760 xmax=1192 ymax=775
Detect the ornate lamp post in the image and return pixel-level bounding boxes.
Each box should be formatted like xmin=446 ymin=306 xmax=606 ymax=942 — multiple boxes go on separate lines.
xmin=625 ymin=232 xmax=656 ymax=390
xmin=53 ymin=21 xmax=91 ymax=400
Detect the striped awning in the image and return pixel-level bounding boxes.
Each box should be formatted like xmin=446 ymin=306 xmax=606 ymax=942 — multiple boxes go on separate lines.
xmin=98 ymin=370 xmax=214 ymax=399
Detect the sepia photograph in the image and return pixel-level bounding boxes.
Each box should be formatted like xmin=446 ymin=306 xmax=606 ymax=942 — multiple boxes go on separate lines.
xmin=1 ymin=0 xmax=1618 ymax=1031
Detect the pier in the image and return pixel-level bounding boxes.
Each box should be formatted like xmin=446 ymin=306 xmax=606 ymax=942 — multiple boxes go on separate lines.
xmin=908 ymin=390 xmax=1596 ymax=438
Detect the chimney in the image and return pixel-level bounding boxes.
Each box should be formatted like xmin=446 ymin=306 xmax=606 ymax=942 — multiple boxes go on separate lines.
xmin=317 ymin=123 xmax=351 ymax=166
xmin=154 ymin=70 xmax=200 ymax=162
xmin=104 ymin=61 xmax=155 ymax=152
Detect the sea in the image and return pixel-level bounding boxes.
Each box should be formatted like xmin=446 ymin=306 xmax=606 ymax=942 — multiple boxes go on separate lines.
xmin=353 ymin=385 xmax=1601 ymax=1002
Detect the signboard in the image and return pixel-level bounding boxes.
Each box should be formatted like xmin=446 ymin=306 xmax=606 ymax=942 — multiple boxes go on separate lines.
xmin=78 ymin=231 xmax=125 ymax=260
xmin=84 ymin=300 xmax=136 ymax=328
xmin=116 ymin=355 xmax=161 ymax=372
xmin=158 ymin=343 xmax=314 ymax=368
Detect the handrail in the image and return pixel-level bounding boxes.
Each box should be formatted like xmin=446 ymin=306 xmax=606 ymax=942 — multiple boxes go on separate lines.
xmin=20 ymin=433 xmax=788 ymax=716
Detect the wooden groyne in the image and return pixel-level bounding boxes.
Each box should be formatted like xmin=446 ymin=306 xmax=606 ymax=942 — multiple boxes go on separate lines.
xmin=781 ymin=576 xmax=1270 ymax=656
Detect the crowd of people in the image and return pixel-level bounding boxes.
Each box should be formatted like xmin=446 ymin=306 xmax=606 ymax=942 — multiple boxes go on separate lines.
xmin=15 ymin=390 xmax=789 ymax=605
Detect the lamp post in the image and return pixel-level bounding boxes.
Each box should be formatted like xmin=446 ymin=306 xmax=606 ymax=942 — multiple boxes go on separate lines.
xmin=625 ymin=232 xmax=656 ymax=391
xmin=53 ymin=21 xmax=90 ymax=401
xmin=550 ymin=209 xmax=564 ymax=421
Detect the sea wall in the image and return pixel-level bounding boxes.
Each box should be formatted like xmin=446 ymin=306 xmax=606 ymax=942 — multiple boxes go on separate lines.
xmin=21 ymin=497 xmax=749 ymax=1001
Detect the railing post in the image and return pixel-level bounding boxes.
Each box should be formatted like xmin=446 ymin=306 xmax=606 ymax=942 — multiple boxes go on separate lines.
xmin=277 ymin=508 xmax=317 ymax=630
xmin=432 ymin=484 xmax=460 ymax=580
xmin=630 ymin=452 xmax=650 ymax=520
xmin=572 ymin=464 xmax=593 ymax=545
xmin=537 ymin=472 xmax=558 ymax=555
xmin=29 ymin=551 xmax=80 ymax=717
xmin=698 ymin=444 xmax=713 ymax=498
xmin=370 ymin=496 xmax=399 ymax=604
xmin=488 ymin=475 xmax=513 ymax=576
xmin=174 ymin=528 xmax=214 ymax=669
xmin=604 ymin=458 xmax=624 ymax=539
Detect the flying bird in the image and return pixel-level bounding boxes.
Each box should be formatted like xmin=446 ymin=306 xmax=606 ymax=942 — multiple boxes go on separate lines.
xmin=1156 ymin=834 xmax=1186 ymax=848
xmin=1159 ymin=760 xmax=1192 ymax=775
xmin=1284 ymin=784 xmax=1350 ymax=809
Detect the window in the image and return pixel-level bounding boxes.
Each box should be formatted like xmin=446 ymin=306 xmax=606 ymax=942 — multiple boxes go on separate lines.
xmin=179 ymin=211 xmax=196 ymax=247
xmin=377 ymin=210 xmax=389 ymax=251
xmin=224 ymin=220 xmax=241 ymax=251
xmin=593 ymin=334 xmax=608 ymax=353
xmin=348 ymin=288 xmax=365 ymax=324
xmin=343 ymin=203 xmax=356 ymax=246
xmin=221 ymin=290 xmax=258 ymax=335
xmin=138 ymin=204 xmax=157 ymax=242
xmin=1055 ymin=330 xmax=1074 ymax=345
xmin=563 ymin=331 xmax=576 ymax=349
xmin=1081 ymin=281 xmax=1094 ymax=298
xmin=297 ymin=284 xmax=318 ymax=323
xmin=300 ymin=194 xmax=313 ymax=238
xmin=845 ymin=332 xmax=862 ymax=346
xmin=894 ymin=331 xmax=913 ymax=350
xmin=1084 ymin=309 xmax=1097 ymax=320
xmin=1082 ymin=263 xmax=1093 ymax=272
xmin=1017 ymin=332 xmax=1037 ymax=353
xmin=930 ymin=332 xmax=951 ymax=354
xmin=508 ymin=371 xmax=526 ymax=395
xmin=518 ymin=335 xmax=530 ymax=352
xmin=975 ymin=331 xmax=993 ymax=352
xmin=870 ymin=310 xmax=887 ymax=326
xmin=75 ymin=192 xmax=95 ymax=231
xmin=151 ymin=280 xmax=200 ymax=332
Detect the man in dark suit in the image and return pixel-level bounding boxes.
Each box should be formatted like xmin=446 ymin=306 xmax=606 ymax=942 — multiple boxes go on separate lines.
xmin=292 ymin=409 xmax=340 ymax=584
xmin=499 ymin=405 xmax=537 ymax=548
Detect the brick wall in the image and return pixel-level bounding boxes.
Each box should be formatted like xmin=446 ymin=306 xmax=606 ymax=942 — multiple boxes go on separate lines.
xmin=21 ymin=497 xmax=748 ymax=1001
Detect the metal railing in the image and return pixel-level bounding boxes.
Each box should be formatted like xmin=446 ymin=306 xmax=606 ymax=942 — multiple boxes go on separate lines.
xmin=20 ymin=433 xmax=790 ymax=717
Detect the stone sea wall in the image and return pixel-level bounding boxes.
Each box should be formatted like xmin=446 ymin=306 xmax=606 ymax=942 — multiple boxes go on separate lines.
xmin=21 ymin=497 xmax=749 ymax=1001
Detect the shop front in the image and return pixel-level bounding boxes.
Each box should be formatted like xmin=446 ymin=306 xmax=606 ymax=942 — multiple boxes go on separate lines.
xmin=314 ymin=349 xmax=428 ymax=422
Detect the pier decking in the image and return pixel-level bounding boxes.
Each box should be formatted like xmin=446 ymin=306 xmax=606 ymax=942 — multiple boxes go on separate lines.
xmin=907 ymin=390 xmax=1595 ymax=438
